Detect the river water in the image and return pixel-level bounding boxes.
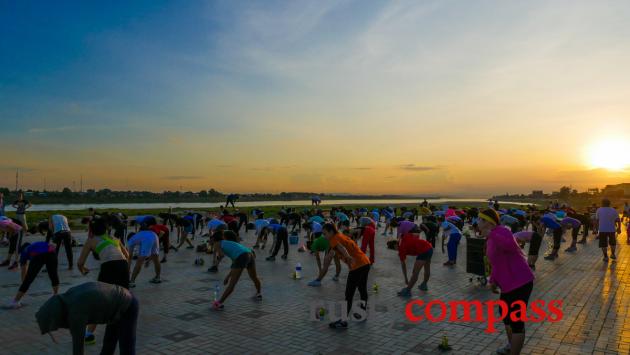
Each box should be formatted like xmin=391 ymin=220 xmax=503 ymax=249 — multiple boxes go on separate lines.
xmin=3 ymin=198 xmax=530 ymax=212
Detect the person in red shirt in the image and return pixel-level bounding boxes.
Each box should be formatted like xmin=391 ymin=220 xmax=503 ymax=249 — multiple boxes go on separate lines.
xmin=359 ymin=223 xmax=376 ymax=264
xmin=396 ymin=225 xmax=433 ymax=297
xmin=150 ymin=224 xmax=170 ymax=263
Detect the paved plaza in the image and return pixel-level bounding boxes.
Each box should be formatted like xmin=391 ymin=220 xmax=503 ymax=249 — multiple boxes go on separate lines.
xmin=1 ymin=224 xmax=629 ymax=355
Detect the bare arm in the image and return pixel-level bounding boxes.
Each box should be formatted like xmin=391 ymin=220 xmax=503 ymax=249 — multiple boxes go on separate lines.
xmin=76 ymin=240 xmax=93 ymax=274
xmin=316 ymin=251 xmax=335 ymax=280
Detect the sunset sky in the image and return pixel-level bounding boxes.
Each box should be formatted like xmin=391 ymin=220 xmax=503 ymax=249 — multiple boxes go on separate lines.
xmin=1 ymin=1 xmax=630 ymax=196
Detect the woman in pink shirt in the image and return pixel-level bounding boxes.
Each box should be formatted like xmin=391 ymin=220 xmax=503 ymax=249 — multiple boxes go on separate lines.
xmin=478 ymin=209 xmax=535 ymax=355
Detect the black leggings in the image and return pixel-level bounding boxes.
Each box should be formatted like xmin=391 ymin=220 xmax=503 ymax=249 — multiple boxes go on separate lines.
xmin=500 ymin=281 xmax=533 ymax=333
xmin=345 ymin=264 xmax=371 ymax=315
xmin=19 ymin=253 xmax=59 ymax=293
xmin=8 ymin=233 xmax=18 ymax=254
xmin=101 ymin=296 xmax=138 ymax=355
xmin=271 ymin=229 xmax=289 ymax=257
xmin=528 ymin=232 xmax=542 ymax=257
xmin=51 ymin=231 xmax=73 ymax=267
xmin=552 ymin=228 xmax=563 ymax=251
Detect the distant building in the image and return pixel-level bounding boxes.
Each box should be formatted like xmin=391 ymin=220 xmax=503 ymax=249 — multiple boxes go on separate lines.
xmin=531 ymin=190 xmax=544 ymax=198
xmin=587 ymin=188 xmax=599 ymax=195
xmin=602 ymin=183 xmax=630 ymax=197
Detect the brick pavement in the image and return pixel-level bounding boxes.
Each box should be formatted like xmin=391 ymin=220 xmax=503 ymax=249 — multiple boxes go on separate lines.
xmin=0 ymin=223 xmax=629 ymax=354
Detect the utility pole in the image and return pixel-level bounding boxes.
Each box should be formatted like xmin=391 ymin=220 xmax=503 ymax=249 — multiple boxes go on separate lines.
xmin=43 ymin=177 xmax=46 ymax=191
xmin=80 ymin=175 xmax=83 ymax=193
xmin=15 ymin=169 xmax=19 ymax=192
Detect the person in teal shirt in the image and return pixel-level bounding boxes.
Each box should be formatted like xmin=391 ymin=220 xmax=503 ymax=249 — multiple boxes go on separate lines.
xmin=209 ymin=231 xmax=262 ymax=310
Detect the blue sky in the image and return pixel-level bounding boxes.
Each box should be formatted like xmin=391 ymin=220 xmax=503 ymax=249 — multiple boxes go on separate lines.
xmin=1 ymin=1 xmax=630 ymax=194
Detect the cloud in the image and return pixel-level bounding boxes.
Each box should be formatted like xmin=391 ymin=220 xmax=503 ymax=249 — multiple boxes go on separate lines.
xmin=163 ymin=176 xmax=204 ymax=180
xmin=350 ymin=167 xmax=372 ymax=170
xmin=28 ymin=126 xmax=80 ymax=134
xmin=399 ymin=164 xmax=440 ymax=171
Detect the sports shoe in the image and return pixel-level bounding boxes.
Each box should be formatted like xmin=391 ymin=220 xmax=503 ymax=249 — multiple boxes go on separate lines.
xmin=443 ymin=261 xmax=455 ymax=266
xmin=6 ymin=300 xmax=22 ymax=309
xmin=603 ymin=256 xmax=609 ymax=262
xmin=496 ymin=343 xmax=511 ymax=355
xmin=332 ymin=275 xmax=339 ymax=282
xmin=129 ymin=282 xmax=136 ymax=288
xmin=564 ymin=246 xmax=577 ymax=252
xmin=543 ymin=254 xmax=557 ymax=260
xmin=207 ymin=265 xmax=218 ymax=273
xmin=577 ymin=238 xmax=587 ymax=244
xmin=253 ymin=293 xmax=262 ymax=302
xmin=160 ymin=258 xmax=167 ymax=263
xmin=212 ymin=301 xmax=224 ymax=311
xmin=281 ymin=254 xmax=288 ymax=260
xmin=8 ymin=262 xmax=18 ymax=270
xmin=85 ymin=334 xmax=96 ymax=345
xmin=266 ymin=256 xmax=276 ymax=261
xmin=186 ymin=246 xmax=194 ymax=249
xmin=397 ymin=287 xmax=412 ymax=297
xmin=610 ymin=254 xmax=617 ymax=260
xmin=329 ymin=319 xmax=348 ymax=329
xmin=149 ymin=277 xmax=162 ymax=284
xmin=308 ymin=279 xmax=322 ymax=287
xmin=418 ymin=282 xmax=428 ymax=291
xmin=529 ymin=264 xmax=536 ymax=271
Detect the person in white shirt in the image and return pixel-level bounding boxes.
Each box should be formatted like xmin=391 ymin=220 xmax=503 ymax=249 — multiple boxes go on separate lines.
xmin=595 ymin=199 xmax=621 ymax=262
xmin=48 ymin=214 xmax=73 ymax=270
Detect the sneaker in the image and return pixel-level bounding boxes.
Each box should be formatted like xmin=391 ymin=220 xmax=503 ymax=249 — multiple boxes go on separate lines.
xmin=529 ymin=264 xmax=536 ymax=271
xmin=603 ymin=256 xmax=609 ymax=262
xmin=6 ymin=300 xmax=22 ymax=310
xmin=207 ymin=265 xmax=218 ymax=273
xmin=397 ymin=287 xmax=412 ymax=297
xmin=253 ymin=245 xmax=259 ymax=249
xmin=170 ymin=246 xmax=179 ymax=252
xmin=332 ymin=275 xmax=339 ymax=282
xmin=496 ymin=343 xmax=511 ymax=355
xmin=281 ymin=254 xmax=288 ymax=260
xmin=129 ymin=282 xmax=136 ymax=288
xmin=186 ymin=246 xmax=194 ymax=249
xmin=329 ymin=319 xmax=348 ymax=329
xmin=577 ymin=239 xmax=587 ymax=244
xmin=212 ymin=301 xmax=224 ymax=311
xmin=443 ymin=261 xmax=455 ymax=266
xmin=308 ymin=279 xmax=322 ymax=287
xmin=564 ymin=246 xmax=577 ymax=252
xmin=253 ymin=293 xmax=262 ymax=302
xmin=8 ymin=262 xmax=18 ymax=270
xmin=160 ymin=258 xmax=167 ymax=263
xmin=266 ymin=256 xmax=276 ymax=261
xmin=418 ymin=282 xmax=428 ymax=291
xmin=0 ymin=260 xmax=9 ymax=267
xmin=149 ymin=277 xmax=162 ymax=284
xmin=543 ymin=254 xmax=557 ymax=260
xmin=85 ymin=334 xmax=96 ymax=345
xmin=610 ymin=254 xmax=616 ymax=260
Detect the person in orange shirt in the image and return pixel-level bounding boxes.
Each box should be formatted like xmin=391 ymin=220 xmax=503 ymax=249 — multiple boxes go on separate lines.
xmin=308 ymin=223 xmax=371 ymax=329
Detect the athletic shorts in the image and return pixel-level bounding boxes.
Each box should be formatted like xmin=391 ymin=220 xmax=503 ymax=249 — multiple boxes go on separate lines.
xmin=500 ymin=281 xmax=533 ymax=333
xmin=598 ymin=232 xmax=616 ymax=248
xmin=137 ymin=235 xmax=159 ymax=257
xmin=231 ymin=252 xmax=254 ymax=269
xmin=416 ymin=249 xmax=433 ymax=261
xmin=98 ymin=259 xmax=130 ymax=289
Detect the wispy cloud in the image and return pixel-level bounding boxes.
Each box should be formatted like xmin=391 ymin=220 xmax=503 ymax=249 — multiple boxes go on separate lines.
xmin=163 ymin=176 xmax=204 ymax=180
xmin=28 ymin=126 xmax=80 ymax=134
xmin=399 ymin=164 xmax=440 ymax=172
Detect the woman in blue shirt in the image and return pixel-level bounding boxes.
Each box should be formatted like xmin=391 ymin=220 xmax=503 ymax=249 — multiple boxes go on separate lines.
xmin=209 ymin=231 xmax=262 ymax=310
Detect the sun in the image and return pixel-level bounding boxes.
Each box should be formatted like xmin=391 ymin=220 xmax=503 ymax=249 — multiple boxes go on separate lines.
xmin=586 ymin=138 xmax=630 ymax=170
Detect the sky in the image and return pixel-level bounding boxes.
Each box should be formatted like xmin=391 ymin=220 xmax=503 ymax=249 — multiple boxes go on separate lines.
xmin=1 ymin=0 xmax=630 ymax=196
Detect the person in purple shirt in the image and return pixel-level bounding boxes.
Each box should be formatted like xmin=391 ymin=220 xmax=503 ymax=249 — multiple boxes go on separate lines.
xmin=561 ymin=217 xmax=582 ymax=253
xmin=538 ymin=214 xmax=563 ymax=260
xmin=8 ymin=241 xmax=59 ymax=309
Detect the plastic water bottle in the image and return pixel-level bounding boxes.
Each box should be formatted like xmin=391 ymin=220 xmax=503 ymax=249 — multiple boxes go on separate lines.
xmin=295 ymin=262 xmax=302 ymax=279
xmin=213 ymin=284 xmax=220 ymax=301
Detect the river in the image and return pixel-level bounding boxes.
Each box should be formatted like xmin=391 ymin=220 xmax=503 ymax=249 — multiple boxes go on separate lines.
xmin=3 ymin=198 xmax=530 ymax=212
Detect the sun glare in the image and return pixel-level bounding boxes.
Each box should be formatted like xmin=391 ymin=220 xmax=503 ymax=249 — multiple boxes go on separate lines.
xmin=586 ymin=138 xmax=630 ymax=170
